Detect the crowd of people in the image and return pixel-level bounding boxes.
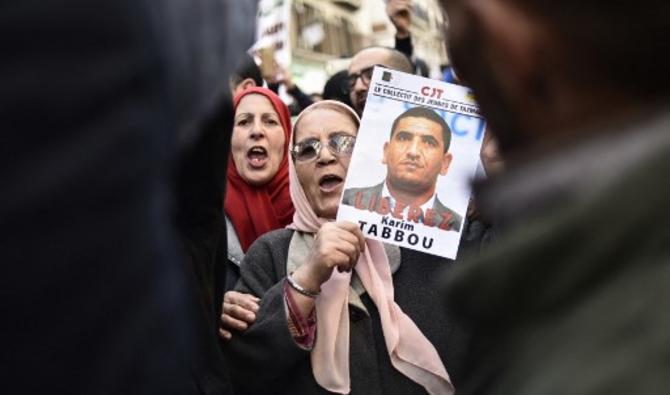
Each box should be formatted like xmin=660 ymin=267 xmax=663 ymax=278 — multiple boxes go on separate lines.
xmin=3 ymin=0 xmax=669 ymax=394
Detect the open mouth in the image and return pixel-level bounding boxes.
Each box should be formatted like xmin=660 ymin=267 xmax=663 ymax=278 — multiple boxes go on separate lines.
xmin=247 ymin=146 xmax=268 ymax=168
xmin=319 ymin=174 xmax=344 ymax=193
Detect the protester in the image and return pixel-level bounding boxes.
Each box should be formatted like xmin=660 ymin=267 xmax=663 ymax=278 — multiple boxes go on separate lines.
xmin=322 ymin=70 xmax=354 ymax=109
xmin=224 ymin=87 xmax=294 ymax=292
xmin=439 ymin=0 xmax=670 ymax=393
xmin=267 ymin=64 xmax=315 ymax=115
xmin=176 ymin=96 xmax=236 ymax=394
xmin=230 ymin=53 xmax=264 ymax=97
xmin=2 ymin=0 xmax=256 ymax=393
xmin=387 ymin=0 xmax=430 ymax=77
xmin=223 ymin=100 xmax=467 ymax=394
xmin=348 ymin=47 xmax=414 ymax=116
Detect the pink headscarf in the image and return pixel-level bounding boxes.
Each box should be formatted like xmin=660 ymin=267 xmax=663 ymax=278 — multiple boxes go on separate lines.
xmin=287 ymin=101 xmax=453 ymax=395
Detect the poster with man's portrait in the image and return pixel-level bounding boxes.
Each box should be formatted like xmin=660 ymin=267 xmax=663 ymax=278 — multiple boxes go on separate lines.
xmin=337 ymin=67 xmax=486 ymax=259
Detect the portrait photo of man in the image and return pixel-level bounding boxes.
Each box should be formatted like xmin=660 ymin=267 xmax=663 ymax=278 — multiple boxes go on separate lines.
xmin=342 ymin=106 xmax=463 ymax=232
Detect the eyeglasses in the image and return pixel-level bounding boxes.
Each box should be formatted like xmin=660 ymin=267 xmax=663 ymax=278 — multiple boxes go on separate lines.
xmin=347 ymin=64 xmax=385 ymax=89
xmin=291 ymin=133 xmax=357 ymax=162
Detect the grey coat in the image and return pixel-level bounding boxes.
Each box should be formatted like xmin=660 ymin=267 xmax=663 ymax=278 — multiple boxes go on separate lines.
xmin=444 ymin=108 xmax=670 ymax=395
xmin=224 ymin=229 xmax=469 ymax=395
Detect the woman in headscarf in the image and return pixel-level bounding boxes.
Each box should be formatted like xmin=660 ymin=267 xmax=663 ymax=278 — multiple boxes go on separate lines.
xmin=224 ymin=100 xmax=464 ymax=395
xmin=224 ymin=87 xmax=294 ymax=291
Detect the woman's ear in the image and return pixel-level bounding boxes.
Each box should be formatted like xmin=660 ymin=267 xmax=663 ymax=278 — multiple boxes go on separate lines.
xmin=239 ymin=78 xmax=258 ymax=91
xmin=232 ymin=78 xmax=259 ymax=97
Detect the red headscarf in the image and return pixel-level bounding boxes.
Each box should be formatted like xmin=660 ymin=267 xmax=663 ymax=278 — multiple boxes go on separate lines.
xmin=225 ymin=87 xmax=294 ymax=252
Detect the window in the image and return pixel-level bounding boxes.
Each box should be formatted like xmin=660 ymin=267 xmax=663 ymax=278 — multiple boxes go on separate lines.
xmin=292 ymin=2 xmax=362 ymax=57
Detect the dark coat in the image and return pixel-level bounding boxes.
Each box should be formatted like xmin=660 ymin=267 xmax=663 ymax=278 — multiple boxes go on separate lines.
xmin=224 ymin=229 xmax=469 ymax=395
xmin=1 ymin=0 xmax=255 ymax=393
xmin=176 ymin=107 xmax=236 ymax=395
xmin=342 ymin=182 xmax=464 ymax=232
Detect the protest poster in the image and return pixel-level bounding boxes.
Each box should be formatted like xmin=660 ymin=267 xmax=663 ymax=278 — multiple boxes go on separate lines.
xmin=337 ymin=67 xmax=486 ymax=259
xmin=252 ymin=0 xmax=291 ymax=68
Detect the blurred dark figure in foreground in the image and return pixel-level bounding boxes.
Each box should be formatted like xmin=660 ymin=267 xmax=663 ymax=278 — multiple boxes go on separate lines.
xmin=440 ymin=0 xmax=670 ymax=394
xmin=0 ymin=0 xmax=255 ymax=393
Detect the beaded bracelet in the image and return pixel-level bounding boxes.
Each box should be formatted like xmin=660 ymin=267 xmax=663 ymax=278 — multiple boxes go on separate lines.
xmin=286 ymin=273 xmax=321 ymax=299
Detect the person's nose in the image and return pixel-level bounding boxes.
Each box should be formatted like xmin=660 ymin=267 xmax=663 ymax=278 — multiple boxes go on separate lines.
xmin=316 ymin=141 xmax=336 ymax=166
xmin=406 ymin=138 xmax=420 ymax=160
xmin=249 ymin=118 xmax=265 ymax=140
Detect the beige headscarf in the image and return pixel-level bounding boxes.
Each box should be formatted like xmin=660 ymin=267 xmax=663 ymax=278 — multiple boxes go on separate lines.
xmin=286 ymin=101 xmax=453 ymax=394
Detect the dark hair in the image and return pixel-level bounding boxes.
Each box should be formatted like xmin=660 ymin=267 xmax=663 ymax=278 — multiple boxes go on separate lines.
xmin=512 ymin=1 xmax=670 ymax=98
xmin=230 ymin=54 xmax=263 ymax=88
xmin=390 ymin=106 xmax=452 ymax=152
xmin=323 ymin=70 xmax=353 ymax=108
xmin=413 ymin=57 xmax=430 ymax=78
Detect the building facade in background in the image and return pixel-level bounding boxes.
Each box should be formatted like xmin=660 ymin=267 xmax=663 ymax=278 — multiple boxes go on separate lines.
xmin=289 ymin=0 xmax=448 ymax=95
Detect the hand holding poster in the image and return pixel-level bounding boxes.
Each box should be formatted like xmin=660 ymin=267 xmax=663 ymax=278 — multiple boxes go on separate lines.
xmin=337 ymin=67 xmax=486 ymax=259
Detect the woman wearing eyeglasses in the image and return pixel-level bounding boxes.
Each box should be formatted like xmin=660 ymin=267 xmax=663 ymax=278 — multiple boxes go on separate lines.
xmin=223 ymin=100 xmax=464 ymax=395
xmin=222 ymin=87 xmax=295 ymax=297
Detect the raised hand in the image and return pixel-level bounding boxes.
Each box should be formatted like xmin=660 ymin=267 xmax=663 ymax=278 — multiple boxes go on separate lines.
xmin=386 ymin=0 xmax=412 ymax=39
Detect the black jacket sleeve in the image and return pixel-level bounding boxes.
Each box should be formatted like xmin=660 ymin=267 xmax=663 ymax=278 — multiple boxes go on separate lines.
xmin=394 ymin=35 xmax=413 ymax=60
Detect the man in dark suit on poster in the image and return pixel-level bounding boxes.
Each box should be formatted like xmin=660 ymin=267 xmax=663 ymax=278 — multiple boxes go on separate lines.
xmin=342 ymin=106 xmax=463 ymax=232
